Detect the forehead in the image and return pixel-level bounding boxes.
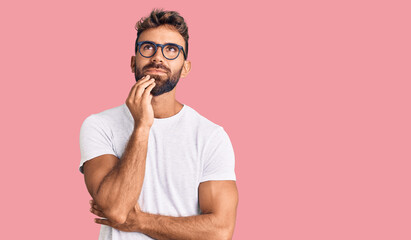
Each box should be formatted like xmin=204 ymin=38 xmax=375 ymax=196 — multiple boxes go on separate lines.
xmin=139 ymin=25 xmax=185 ymax=47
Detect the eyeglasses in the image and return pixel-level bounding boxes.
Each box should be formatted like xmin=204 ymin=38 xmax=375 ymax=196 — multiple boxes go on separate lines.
xmin=135 ymin=41 xmax=187 ymax=60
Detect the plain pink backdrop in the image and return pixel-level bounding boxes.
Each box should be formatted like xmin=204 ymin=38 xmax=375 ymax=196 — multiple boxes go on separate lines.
xmin=1 ymin=0 xmax=410 ymax=239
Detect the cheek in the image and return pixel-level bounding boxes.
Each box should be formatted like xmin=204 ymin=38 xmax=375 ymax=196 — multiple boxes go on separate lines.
xmin=170 ymin=60 xmax=184 ymax=72
xmin=135 ymin=59 xmax=147 ymax=70
xmin=136 ymin=54 xmax=148 ymax=63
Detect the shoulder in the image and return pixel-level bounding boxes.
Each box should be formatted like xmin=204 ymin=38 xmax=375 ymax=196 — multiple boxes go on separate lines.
xmin=182 ymin=104 xmax=227 ymax=138
xmin=81 ymin=103 xmax=130 ymax=128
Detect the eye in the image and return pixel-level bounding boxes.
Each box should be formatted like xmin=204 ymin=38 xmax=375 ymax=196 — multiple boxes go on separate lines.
xmin=166 ymin=45 xmax=178 ymax=52
xmin=143 ymin=45 xmax=153 ymax=50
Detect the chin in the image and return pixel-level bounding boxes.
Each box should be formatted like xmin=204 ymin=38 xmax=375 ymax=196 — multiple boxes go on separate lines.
xmin=151 ymin=74 xmax=167 ymax=81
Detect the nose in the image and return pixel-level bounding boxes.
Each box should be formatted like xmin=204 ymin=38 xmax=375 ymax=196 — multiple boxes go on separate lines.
xmin=151 ymin=46 xmax=165 ymax=63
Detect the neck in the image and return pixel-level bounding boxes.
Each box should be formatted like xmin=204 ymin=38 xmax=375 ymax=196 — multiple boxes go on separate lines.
xmin=151 ymin=89 xmax=183 ymax=119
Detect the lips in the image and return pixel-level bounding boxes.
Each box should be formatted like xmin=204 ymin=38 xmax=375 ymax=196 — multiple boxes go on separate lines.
xmin=145 ymin=68 xmax=167 ymax=74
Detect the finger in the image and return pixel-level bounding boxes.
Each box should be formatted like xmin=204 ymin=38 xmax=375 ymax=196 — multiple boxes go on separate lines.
xmin=127 ymin=75 xmax=150 ymax=101
xmin=89 ymin=201 xmax=106 ymax=217
xmin=92 ymin=203 xmax=103 ymax=212
xmin=142 ymin=82 xmax=156 ymax=99
xmin=127 ymin=83 xmax=138 ymax=102
xmin=135 ymin=76 xmax=155 ymax=95
xmin=94 ymin=218 xmax=112 ymax=226
xmin=90 ymin=200 xmax=97 ymax=209
xmin=90 ymin=207 xmax=105 ymax=218
xmin=135 ymin=75 xmax=153 ymax=86
xmin=135 ymin=78 xmax=156 ymax=99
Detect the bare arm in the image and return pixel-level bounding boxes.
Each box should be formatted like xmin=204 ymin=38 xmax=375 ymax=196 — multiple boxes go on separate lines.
xmin=92 ymin=180 xmax=239 ymax=240
xmin=84 ymin=126 xmax=150 ymax=224
xmin=83 ymin=75 xmax=156 ymax=224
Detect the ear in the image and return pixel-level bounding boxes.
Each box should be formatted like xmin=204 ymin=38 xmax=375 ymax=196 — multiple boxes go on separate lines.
xmin=130 ymin=56 xmax=136 ymax=73
xmin=180 ymin=60 xmax=191 ymax=78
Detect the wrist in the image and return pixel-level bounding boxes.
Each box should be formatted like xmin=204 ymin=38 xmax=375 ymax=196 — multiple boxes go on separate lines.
xmin=134 ymin=120 xmax=153 ymax=130
xmin=133 ymin=125 xmax=151 ymax=135
xmin=135 ymin=211 xmax=149 ymax=232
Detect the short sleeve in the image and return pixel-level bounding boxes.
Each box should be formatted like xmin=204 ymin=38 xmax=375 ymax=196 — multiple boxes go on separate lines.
xmin=200 ymin=127 xmax=236 ymax=182
xmin=79 ymin=115 xmax=116 ymax=174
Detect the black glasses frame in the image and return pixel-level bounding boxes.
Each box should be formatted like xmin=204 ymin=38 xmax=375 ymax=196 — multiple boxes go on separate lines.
xmin=135 ymin=40 xmax=187 ymax=60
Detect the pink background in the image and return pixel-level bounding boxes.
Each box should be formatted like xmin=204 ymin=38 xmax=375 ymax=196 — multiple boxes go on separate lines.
xmin=1 ymin=0 xmax=410 ymax=239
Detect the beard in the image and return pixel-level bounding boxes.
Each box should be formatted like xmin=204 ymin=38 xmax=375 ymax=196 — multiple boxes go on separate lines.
xmin=134 ymin=62 xmax=183 ymax=96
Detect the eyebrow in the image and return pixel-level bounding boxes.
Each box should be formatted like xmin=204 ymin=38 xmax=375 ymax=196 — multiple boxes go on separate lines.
xmin=142 ymin=40 xmax=180 ymax=45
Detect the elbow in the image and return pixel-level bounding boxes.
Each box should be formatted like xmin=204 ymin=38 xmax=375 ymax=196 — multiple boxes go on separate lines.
xmin=104 ymin=208 xmax=128 ymax=224
xmin=219 ymin=218 xmax=236 ymax=240
xmin=93 ymin=198 xmax=128 ymax=224
xmin=218 ymin=228 xmax=234 ymax=240
xmin=213 ymin=216 xmax=235 ymax=240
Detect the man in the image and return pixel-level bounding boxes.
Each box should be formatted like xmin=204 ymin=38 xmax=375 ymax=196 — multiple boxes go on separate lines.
xmin=79 ymin=9 xmax=238 ymax=240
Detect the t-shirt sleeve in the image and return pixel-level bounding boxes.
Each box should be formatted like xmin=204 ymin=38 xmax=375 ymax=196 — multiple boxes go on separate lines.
xmin=200 ymin=127 xmax=236 ymax=182
xmin=79 ymin=115 xmax=116 ymax=174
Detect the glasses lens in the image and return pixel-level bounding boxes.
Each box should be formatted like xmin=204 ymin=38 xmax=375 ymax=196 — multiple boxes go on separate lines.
xmin=140 ymin=42 xmax=156 ymax=57
xmin=163 ymin=44 xmax=179 ymax=59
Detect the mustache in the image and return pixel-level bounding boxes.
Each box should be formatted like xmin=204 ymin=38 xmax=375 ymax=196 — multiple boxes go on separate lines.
xmin=143 ymin=63 xmax=170 ymax=73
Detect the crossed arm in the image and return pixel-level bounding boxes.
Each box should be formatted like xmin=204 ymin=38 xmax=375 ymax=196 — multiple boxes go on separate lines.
xmin=89 ymin=180 xmax=238 ymax=240
xmin=83 ymin=127 xmax=150 ymax=224
xmin=83 ymin=127 xmax=239 ymax=240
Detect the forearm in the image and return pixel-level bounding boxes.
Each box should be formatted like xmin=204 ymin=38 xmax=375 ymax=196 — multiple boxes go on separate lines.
xmin=95 ymin=126 xmax=150 ymax=222
xmin=137 ymin=212 xmax=231 ymax=240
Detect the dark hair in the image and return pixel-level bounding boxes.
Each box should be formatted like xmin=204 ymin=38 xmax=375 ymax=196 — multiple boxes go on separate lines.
xmin=135 ymin=9 xmax=189 ymax=59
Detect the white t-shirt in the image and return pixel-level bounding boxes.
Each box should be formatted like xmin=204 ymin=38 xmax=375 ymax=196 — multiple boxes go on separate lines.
xmin=79 ymin=103 xmax=236 ymax=240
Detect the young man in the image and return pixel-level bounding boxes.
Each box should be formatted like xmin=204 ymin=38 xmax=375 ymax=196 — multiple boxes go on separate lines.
xmin=79 ymin=9 xmax=238 ymax=240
